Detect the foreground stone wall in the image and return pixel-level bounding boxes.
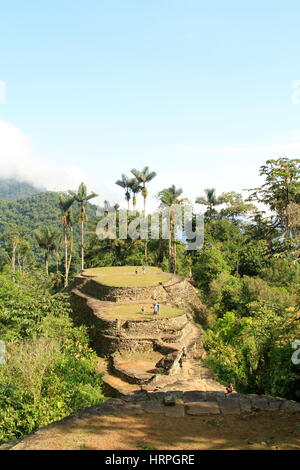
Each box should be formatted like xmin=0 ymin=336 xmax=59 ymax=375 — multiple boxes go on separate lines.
xmin=3 ymin=390 xmax=299 ymax=450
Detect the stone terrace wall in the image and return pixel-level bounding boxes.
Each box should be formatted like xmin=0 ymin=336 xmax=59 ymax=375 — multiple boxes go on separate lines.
xmin=70 ymin=290 xmax=120 ymax=355
xmin=74 ymin=275 xmax=209 ymax=323
xmin=162 ymin=279 xmax=209 ymax=323
xmin=78 ymin=277 xmax=166 ymax=302
xmin=121 ymin=314 xmax=188 ymax=336
xmin=70 ymin=289 xmax=200 ymax=356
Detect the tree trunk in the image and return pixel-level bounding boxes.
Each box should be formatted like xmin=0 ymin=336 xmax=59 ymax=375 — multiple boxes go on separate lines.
xmin=169 ymin=209 xmax=176 ymax=273
xmin=11 ymin=243 xmax=17 ymax=273
xmin=143 ymin=194 xmax=147 ymax=261
xmin=17 ymin=254 xmax=21 ymax=273
xmin=45 ymin=251 xmax=49 ymax=276
xmin=81 ymin=219 xmax=84 ymax=271
xmin=173 ymin=239 xmax=177 ymax=274
xmin=168 ymin=211 xmax=172 ymax=271
xmin=64 ymin=227 xmax=68 ymax=287
xmin=66 ymin=226 xmax=73 ymax=286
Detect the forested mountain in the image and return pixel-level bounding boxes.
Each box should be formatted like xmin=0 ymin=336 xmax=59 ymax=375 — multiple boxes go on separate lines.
xmin=0 ymin=191 xmax=62 ymax=232
xmin=0 ymin=178 xmax=44 ymax=200
xmin=0 ymin=185 xmax=98 ymax=273
xmin=0 ymin=191 xmax=97 ymax=234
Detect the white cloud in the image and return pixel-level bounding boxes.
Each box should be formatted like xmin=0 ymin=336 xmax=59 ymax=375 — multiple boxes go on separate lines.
xmin=0 ymin=120 xmax=88 ymax=191
xmin=0 ymin=120 xmax=124 ymax=207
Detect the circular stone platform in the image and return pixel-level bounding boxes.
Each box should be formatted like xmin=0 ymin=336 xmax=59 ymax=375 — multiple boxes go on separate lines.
xmin=82 ymin=266 xmax=173 ymax=287
xmin=100 ymin=303 xmax=183 ymax=321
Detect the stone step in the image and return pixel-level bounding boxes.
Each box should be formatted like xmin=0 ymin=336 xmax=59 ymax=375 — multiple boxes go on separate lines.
xmin=112 ymin=359 xmax=159 ymax=385
xmin=102 ymin=374 xmax=141 ymax=397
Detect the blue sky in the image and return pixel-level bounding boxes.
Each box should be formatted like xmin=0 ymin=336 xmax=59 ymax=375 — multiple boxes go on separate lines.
xmin=0 ymin=0 xmax=300 ymax=210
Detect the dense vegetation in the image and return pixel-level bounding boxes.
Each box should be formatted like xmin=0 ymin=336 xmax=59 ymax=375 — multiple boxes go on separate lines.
xmin=0 ymin=189 xmax=98 ymax=282
xmin=0 ymin=270 xmax=105 ymax=445
xmin=87 ymin=159 xmax=300 ymax=401
xmin=0 ymin=157 xmax=299 ymax=444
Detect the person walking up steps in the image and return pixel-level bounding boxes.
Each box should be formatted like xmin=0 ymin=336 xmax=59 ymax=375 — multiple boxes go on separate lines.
xmin=153 ymin=302 xmax=158 ymax=315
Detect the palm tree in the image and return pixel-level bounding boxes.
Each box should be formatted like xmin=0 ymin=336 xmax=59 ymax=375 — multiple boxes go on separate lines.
xmin=59 ymin=194 xmax=74 ymax=287
xmin=157 ymin=185 xmax=185 ymax=273
xmin=131 ymin=166 xmax=157 ymax=215
xmin=195 ymin=188 xmax=223 ymax=219
xmin=115 ymin=174 xmax=131 ymax=210
xmin=53 ymin=235 xmax=62 ymax=274
xmin=128 ymin=178 xmax=141 ymax=210
xmin=102 ymin=200 xmax=120 ymax=213
xmin=34 ymin=226 xmax=60 ymax=276
xmin=68 ymin=182 xmax=98 ymax=271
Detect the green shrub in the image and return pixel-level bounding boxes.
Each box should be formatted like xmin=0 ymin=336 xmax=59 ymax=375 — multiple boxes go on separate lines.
xmin=0 ymin=272 xmax=105 ymax=445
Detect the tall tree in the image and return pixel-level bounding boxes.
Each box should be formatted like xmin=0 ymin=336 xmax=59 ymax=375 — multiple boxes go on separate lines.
xmin=53 ymin=236 xmax=62 ymax=274
xmin=248 ymin=158 xmax=300 ymax=238
xmin=34 ymin=226 xmax=60 ymax=276
xmin=59 ymin=194 xmax=74 ymax=287
xmin=128 ymin=178 xmax=141 ymax=210
xmin=131 ymin=166 xmax=157 ymax=215
xmin=0 ymin=225 xmax=27 ymax=274
xmin=157 ymin=185 xmax=185 ymax=273
xmin=115 ymin=174 xmax=131 ymax=210
xmin=68 ymin=183 xmax=98 ymax=271
xmin=195 ymin=188 xmax=223 ymax=219
xmin=219 ymin=191 xmax=256 ymax=221
xmin=16 ymin=240 xmax=31 ymax=273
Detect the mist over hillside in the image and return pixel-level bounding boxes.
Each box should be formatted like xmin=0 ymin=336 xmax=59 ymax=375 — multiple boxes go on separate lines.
xmin=0 ymin=178 xmax=44 ymax=201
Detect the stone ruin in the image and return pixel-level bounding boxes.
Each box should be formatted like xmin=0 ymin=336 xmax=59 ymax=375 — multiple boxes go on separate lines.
xmin=2 ymin=268 xmax=299 ymax=450
xmin=70 ymin=269 xmax=214 ymax=396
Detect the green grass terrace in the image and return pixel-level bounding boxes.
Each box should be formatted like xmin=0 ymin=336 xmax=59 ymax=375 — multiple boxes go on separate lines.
xmin=102 ymin=303 xmax=183 ymax=321
xmin=83 ymin=266 xmax=173 ymax=287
